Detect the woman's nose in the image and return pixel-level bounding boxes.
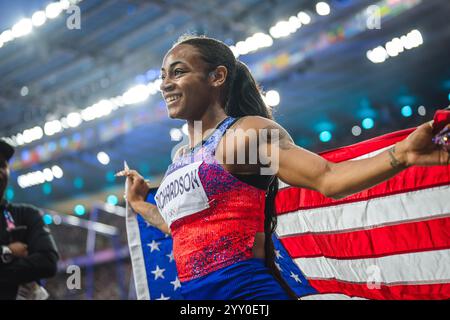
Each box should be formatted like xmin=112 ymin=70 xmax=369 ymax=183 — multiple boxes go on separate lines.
xmin=160 ymin=79 xmax=175 ymax=92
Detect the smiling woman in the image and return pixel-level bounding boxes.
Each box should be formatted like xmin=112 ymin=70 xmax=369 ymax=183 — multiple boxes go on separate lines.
xmin=117 ymin=35 xmax=450 ymax=300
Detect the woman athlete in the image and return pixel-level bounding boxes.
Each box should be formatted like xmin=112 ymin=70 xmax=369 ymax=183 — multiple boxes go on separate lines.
xmin=117 ymin=36 xmax=450 ymax=300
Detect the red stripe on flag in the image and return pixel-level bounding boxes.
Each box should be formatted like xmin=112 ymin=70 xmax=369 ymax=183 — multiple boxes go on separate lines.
xmin=308 ymin=279 xmax=450 ymax=300
xmin=319 ymin=128 xmax=414 ymax=162
xmin=280 ymin=217 xmax=450 ymax=259
xmin=276 ymin=166 xmax=450 ymax=214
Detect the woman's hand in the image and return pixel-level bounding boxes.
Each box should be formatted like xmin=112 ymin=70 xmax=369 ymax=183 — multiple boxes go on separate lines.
xmin=399 ymin=121 xmax=450 ymax=167
xmin=115 ymin=169 xmax=150 ymax=207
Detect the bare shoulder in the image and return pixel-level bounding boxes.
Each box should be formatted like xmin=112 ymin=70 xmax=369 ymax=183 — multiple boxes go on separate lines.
xmin=230 ymin=116 xmax=294 ymax=150
xmin=231 ymin=115 xmax=278 ymax=130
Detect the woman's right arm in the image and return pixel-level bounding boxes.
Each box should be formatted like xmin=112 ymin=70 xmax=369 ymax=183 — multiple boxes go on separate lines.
xmin=116 ymin=169 xmax=171 ymax=235
xmin=130 ymin=200 xmax=171 ymax=235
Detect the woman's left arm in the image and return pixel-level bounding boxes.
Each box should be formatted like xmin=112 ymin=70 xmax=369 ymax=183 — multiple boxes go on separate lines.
xmin=247 ymin=117 xmax=449 ymax=199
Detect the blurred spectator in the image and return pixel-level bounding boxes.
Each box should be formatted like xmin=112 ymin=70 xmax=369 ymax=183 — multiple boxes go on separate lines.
xmin=0 ymin=139 xmax=59 ymax=300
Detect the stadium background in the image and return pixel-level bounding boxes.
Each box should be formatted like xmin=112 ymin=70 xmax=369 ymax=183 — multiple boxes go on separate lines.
xmin=0 ymin=0 xmax=449 ymax=299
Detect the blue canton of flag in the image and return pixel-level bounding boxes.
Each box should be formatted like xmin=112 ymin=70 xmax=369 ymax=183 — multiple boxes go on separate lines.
xmin=136 ymin=191 xmax=183 ymax=300
xmin=271 ymin=234 xmax=318 ymax=297
xmin=127 ymin=189 xmax=318 ymax=299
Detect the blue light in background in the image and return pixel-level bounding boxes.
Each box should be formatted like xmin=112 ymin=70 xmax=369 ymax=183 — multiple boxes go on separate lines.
xmin=72 ymin=133 xmax=81 ymax=142
xmin=135 ymin=74 xmax=147 ymax=84
xmin=5 ymin=188 xmax=14 ymax=201
xmin=362 ymin=118 xmax=374 ymax=129
xmin=21 ymin=150 xmax=30 ymax=162
xmin=319 ymin=131 xmax=332 ymax=142
xmin=295 ymin=137 xmax=312 ymax=148
xmin=60 ymin=137 xmax=69 ymax=148
xmin=314 ymin=122 xmax=335 ymax=133
xmin=443 ymin=80 xmax=450 ymax=90
xmin=73 ymin=177 xmax=84 ymax=189
xmin=74 ymin=204 xmax=86 ymax=216
xmin=398 ymin=96 xmax=416 ymax=106
xmin=146 ymin=69 xmax=159 ymax=81
xmin=401 ymin=105 xmax=413 ymax=117
xmin=42 ymin=183 xmax=52 ymax=195
xmin=43 ymin=214 xmax=53 ymax=225
xmin=106 ymin=171 xmax=116 ymax=183
xmin=48 ymin=141 xmax=57 ymax=152
xmin=107 ymin=194 xmax=118 ymax=206
xmin=139 ymin=163 xmax=150 ymax=176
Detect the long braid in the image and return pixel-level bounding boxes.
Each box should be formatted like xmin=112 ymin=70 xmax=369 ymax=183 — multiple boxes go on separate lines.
xmin=264 ymin=177 xmax=298 ymax=299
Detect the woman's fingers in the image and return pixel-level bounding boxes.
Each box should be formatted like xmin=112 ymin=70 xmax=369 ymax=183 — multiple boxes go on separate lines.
xmin=115 ymin=169 xmax=143 ymax=179
xmin=115 ymin=170 xmax=128 ymax=177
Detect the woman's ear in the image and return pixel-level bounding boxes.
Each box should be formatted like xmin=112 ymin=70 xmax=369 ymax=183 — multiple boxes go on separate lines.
xmin=209 ymin=65 xmax=228 ymax=87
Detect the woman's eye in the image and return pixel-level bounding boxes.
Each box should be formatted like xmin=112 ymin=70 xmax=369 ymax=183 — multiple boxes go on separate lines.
xmin=174 ymin=69 xmax=184 ymax=76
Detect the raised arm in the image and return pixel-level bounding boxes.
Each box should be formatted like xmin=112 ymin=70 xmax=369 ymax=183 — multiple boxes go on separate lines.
xmin=116 ymin=169 xmax=170 ymax=235
xmin=240 ymin=116 xmax=449 ymax=200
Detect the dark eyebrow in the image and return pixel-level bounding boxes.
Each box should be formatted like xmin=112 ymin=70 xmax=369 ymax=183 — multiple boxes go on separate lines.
xmin=161 ymin=61 xmax=186 ymax=71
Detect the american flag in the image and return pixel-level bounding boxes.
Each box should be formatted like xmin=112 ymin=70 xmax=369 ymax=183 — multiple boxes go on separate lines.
xmin=275 ymin=126 xmax=450 ymax=300
xmin=126 ymin=112 xmax=450 ymax=300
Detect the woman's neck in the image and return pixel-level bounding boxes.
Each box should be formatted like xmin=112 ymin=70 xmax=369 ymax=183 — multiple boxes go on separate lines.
xmin=186 ymin=106 xmax=228 ymax=149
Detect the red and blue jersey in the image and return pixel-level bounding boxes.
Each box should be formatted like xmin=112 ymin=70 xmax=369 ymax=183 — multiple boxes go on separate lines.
xmin=154 ymin=117 xmax=266 ymax=282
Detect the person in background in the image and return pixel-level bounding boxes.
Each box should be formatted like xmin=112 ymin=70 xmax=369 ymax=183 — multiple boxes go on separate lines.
xmin=0 ymin=138 xmax=59 ymax=300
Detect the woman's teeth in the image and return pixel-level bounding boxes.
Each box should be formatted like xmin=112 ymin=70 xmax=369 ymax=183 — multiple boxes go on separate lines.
xmin=167 ymin=95 xmax=181 ymax=103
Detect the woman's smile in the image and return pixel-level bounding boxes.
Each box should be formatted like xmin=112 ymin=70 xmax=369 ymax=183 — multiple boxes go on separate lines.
xmin=165 ymin=94 xmax=183 ymax=106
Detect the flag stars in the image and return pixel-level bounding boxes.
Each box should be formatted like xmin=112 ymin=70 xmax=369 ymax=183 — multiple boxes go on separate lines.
xmin=170 ymin=277 xmax=181 ymax=291
xmin=147 ymin=240 xmax=161 ymax=252
xmin=166 ymin=250 xmax=174 ymax=262
xmin=275 ymin=262 xmax=282 ymax=272
xmin=151 ymin=265 xmax=165 ymax=280
xmin=290 ymin=272 xmax=302 ymax=283
xmin=275 ymin=249 xmax=283 ymax=259
xmin=156 ymin=293 xmax=170 ymax=300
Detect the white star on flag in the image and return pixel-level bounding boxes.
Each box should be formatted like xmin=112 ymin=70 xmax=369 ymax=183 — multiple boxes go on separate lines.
xmin=290 ymin=271 xmax=302 ymax=283
xmin=147 ymin=240 xmax=161 ymax=252
xmin=166 ymin=250 xmax=174 ymax=262
xmin=145 ymin=221 xmax=152 ymax=228
xmin=151 ymin=265 xmax=165 ymax=280
xmin=156 ymin=293 xmax=170 ymax=300
xmin=274 ymin=249 xmax=283 ymax=259
xmin=170 ymin=277 xmax=181 ymax=291
xmin=274 ymin=262 xmax=282 ymax=272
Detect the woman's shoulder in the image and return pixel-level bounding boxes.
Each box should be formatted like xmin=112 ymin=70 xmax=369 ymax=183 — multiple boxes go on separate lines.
xmin=231 ymin=115 xmax=278 ymax=131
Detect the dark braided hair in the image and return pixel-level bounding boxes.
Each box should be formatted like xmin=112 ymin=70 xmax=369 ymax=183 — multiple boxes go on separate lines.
xmin=173 ymin=35 xmax=297 ymax=299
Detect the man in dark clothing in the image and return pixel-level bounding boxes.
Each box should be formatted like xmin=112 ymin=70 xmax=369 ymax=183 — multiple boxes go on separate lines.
xmin=0 ymin=138 xmax=59 ymax=299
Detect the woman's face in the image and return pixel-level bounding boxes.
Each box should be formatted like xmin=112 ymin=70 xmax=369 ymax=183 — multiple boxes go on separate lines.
xmin=160 ymin=44 xmax=214 ymax=120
